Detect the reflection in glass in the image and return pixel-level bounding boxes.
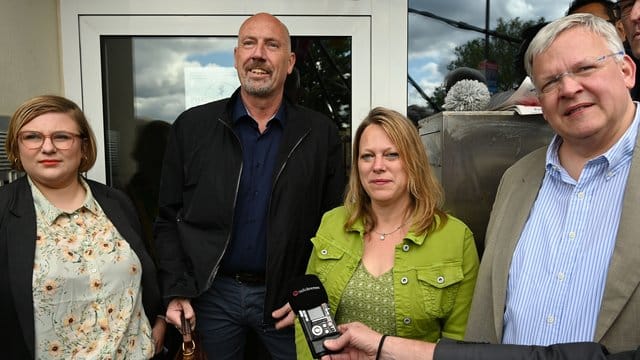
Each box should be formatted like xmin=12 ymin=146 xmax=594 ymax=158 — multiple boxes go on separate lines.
xmin=132 ymin=37 xmax=238 ymax=122
xmin=101 ymin=34 xmax=352 ymax=242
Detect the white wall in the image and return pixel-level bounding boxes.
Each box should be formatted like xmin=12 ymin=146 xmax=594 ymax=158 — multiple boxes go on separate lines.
xmin=0 ymin=0 xmax=61 ymax=116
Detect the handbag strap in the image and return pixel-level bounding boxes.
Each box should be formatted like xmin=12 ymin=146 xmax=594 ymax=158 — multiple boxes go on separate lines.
xmin=180 ymin=312 xmax=196 ymax=355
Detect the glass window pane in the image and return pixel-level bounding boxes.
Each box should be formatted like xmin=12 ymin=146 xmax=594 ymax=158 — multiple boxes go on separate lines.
xmin=101 ymin=35 xmax=352 ymax=260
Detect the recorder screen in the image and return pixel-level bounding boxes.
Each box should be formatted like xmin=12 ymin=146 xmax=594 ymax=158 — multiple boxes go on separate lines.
xmin=307 ymin=306 xmax=325 ymax=321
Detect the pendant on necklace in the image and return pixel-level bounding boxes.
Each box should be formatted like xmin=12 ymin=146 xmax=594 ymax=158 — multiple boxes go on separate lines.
xmin=373 ymin=221 xmax=406 ymax=241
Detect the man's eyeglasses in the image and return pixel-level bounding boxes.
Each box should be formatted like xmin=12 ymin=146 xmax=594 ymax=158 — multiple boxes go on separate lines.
xmin=18 ymin=131 xmax=84 ymax=150
xmin=618 ymin=0 xmax=637 ymax=19
xmin=537 ymin=51 xmax=624 ymax=94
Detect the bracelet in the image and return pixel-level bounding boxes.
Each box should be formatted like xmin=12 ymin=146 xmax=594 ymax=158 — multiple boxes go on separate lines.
xmin=375 ymin=334 xmax=388 ymax=360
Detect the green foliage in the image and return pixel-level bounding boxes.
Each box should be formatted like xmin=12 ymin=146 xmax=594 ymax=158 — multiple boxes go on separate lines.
xmin=294 ymin=37 xmax=352 ymax=129
xmin=431 ymin=84 xmax=448 ymax=111
xmin=432 ymin=16 xmax=546 ymax=110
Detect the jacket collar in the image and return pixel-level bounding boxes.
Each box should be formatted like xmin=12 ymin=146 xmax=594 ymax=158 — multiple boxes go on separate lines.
xmin=231 ymin=92 xmax=287 ymax=128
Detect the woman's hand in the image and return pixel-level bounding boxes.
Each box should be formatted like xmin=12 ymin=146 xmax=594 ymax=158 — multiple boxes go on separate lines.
xmin=166 ymin=298 xmax=196 ymax=330
xmin=272 ymin=302 xmax=296 ymax=329
xmin=152 ymin=316 xmax=167 ymax=355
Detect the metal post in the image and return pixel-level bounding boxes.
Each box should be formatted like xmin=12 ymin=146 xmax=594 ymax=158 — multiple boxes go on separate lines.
xmin=485 ymin=0 xmax=490 ymax=61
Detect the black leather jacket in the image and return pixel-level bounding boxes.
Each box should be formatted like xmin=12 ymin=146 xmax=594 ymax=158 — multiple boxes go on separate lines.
xmin=155 ymin=89 xmax=345 ymax=324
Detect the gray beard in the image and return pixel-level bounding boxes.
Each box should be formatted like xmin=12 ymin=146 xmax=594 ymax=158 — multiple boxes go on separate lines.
xmin=242 ymin=79 xmax=273 ymax=97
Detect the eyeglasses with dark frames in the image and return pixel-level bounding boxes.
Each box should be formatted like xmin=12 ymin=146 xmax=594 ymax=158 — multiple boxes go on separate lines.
xmin=18 ymin=131 xmax=84 ymax=150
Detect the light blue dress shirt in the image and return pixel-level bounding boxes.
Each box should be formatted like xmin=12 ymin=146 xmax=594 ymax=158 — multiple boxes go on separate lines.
xmin=503 ymin=105 xmax=640 ymax=345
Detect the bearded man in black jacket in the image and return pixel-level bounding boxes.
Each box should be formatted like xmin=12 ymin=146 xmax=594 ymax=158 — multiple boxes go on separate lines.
xmin=154 ymin=12 xmax=345 ymax=360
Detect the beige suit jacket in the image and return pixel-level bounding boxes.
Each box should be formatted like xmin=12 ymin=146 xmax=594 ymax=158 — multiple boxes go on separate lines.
xmin=465 ymin=137 xmax=640 ymax=353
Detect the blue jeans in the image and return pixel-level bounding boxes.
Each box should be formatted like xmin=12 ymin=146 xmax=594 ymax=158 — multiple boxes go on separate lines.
xmin=193 ymin=275 xmax=295 ymax=360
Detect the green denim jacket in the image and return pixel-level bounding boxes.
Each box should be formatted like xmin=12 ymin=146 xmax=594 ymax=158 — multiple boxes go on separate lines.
xmin=295 ymin=206 xmax=479 ymax=359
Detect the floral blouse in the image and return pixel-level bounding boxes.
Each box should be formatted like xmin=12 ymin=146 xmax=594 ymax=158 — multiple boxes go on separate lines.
xmin=30 ymin=178 xmax=154 ymax=359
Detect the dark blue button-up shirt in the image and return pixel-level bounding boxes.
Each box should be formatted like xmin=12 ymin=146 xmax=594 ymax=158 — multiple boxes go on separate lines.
xmin=220 ymin=98 xmax=285 ymax=273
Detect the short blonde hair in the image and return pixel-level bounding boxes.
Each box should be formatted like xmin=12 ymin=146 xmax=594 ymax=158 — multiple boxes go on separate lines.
xmin=6 ymin=95 xmax=97 ymax=172
xmin=344 ymin=107 xmax=447 ymax=235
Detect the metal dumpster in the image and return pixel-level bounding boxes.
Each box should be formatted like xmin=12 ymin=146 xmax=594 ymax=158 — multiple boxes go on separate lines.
xmin=419 ymin=111 xmax=555 ymax=256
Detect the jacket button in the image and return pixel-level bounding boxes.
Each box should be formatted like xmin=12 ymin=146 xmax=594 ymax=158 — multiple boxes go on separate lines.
xmin=402 ymin=244 xmax=410 ymax=252
xmin=320 ymin=249 xmax=328 ymax=255
xmin=403 ymin=317 xmax=411 ymax=325
xmin=400 ymin=277 xmax=408 ymax=284
xmin=437 ymin=276 xmax=445 ymax=284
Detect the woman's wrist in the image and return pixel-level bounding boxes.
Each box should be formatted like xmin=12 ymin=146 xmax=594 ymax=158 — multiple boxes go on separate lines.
xmin=375 ymin=334 xmax=388 ymax=360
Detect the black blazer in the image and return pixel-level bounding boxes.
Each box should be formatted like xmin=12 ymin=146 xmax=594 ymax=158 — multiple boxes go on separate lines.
xmin=0 ymin=176 xmax=162 ymax=359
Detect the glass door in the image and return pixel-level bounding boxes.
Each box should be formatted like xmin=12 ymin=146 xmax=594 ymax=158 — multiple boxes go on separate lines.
xmin=101 ymin=35 xmax=352 ymax=186
xmin=71 ymin=15 xmax=371 ymax=183
xmin=100 ymin=34 xmax=353 ymax=251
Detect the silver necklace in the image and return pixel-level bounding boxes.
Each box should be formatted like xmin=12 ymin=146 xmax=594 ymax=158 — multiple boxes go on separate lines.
xmin=372 ymin=222 xmax=406 ymax=241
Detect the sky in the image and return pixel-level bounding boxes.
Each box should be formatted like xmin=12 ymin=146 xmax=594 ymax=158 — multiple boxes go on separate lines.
xmin=132 ymin=37 xmax=238 ymax=121
xmin=131 ymin=1 xmax=572 ymax=121
xmin=407 ymin=0 xmax=570 ymax=106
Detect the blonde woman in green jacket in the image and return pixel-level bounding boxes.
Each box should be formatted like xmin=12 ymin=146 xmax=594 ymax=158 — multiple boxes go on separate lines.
xmin=273 ymin=107 xmax=479 ymax=359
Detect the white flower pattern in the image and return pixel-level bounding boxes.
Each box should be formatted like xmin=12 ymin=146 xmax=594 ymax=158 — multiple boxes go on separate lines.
xmin=30 ymin=178 xmax=153 ymax=359
xmin=335 ymin=262 xmax=396 ymax=335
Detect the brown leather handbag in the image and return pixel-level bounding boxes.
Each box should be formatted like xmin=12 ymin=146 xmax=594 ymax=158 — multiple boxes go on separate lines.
xmin=174 ymin=312 xmax=207 ymax=360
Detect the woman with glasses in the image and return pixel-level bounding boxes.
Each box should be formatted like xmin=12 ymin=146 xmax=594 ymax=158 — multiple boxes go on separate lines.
xmin=0 ymin=95 xmax=166 ymax=359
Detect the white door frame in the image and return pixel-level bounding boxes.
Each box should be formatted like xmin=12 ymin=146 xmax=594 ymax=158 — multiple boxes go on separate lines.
xmin=59 ymin=0 xmax=408 ymax=182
